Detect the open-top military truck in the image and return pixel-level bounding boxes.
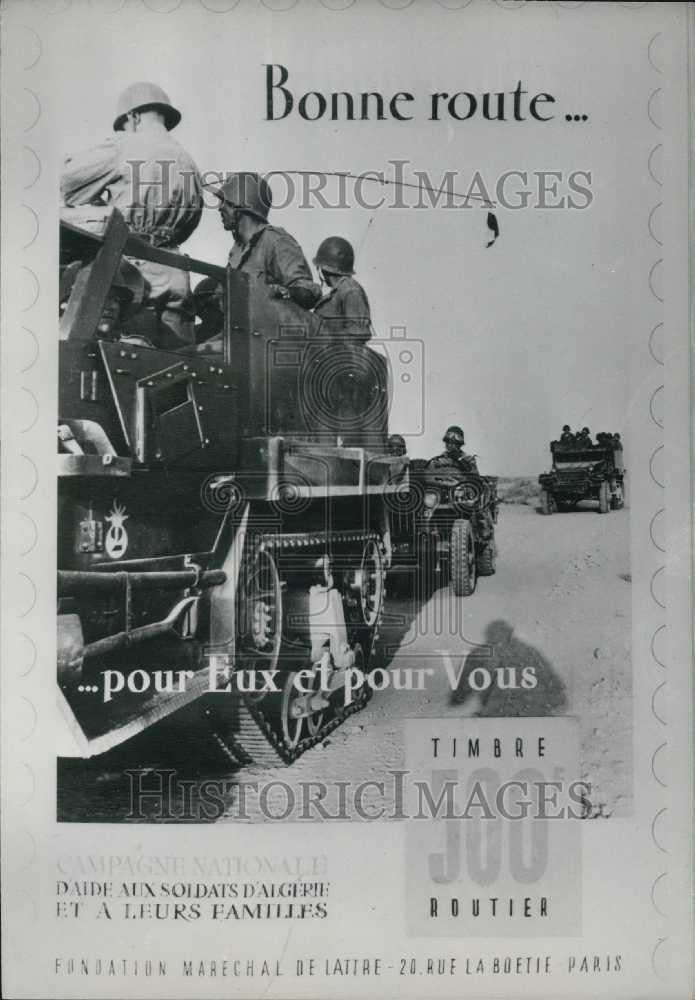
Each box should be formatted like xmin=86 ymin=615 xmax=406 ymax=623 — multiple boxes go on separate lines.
xmin=57 ymin=209 xmax=407 ymax=765
xmin=538 ymin=440 xmax=625 ymax=514
xmin=389 ymin=459 xmax=498 ymax=597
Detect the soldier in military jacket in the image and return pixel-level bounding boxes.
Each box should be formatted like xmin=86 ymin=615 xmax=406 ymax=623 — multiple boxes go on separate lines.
xmin=212 ymin=173 xmax=321 ymax=310
xmin=431 ymin=426 xmax=479 ymax=473
xmin=61 ymin=82 xmax=203 ymax=349
xmin=312 ymin=236 xmax=372 ymax=344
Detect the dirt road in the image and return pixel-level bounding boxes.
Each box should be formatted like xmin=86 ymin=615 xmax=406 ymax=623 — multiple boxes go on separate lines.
xmin=59 ymin=503 xmax=632 ymax=822
xmin=226 ymin=503 xmax=632 ymax=821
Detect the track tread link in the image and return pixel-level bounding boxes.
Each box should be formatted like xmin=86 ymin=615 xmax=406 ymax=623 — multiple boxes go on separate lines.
xmin=210 ymin=527 xmax=385 ymax=768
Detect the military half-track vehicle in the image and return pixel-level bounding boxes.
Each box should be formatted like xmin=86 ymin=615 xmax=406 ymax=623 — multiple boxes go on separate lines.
xmin=57 ymin=210 xmax=407 ymax=766
xmin=538 ymin=441 xmax=625 ymax=514
xmin=390 ymin=459 xmax=498 ymax=597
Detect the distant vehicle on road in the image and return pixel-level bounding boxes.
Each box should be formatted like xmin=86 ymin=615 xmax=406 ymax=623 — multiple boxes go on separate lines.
xmin=538 ymin=440 xmax=625 ymax=514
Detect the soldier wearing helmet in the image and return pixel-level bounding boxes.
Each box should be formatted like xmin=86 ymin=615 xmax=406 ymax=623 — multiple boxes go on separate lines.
xmin=211 ymin=173 xmax=321 ymax=310
xmin=577 ymin=426 xmax=593 ymax=447
xmin=61 ymin=82 xmax=203 ymax=349
xmin=312 ymin=236 xmax=372 ymax=344
xmin=560 ymin=424 xmax=574 ymax=445
xmin=431 ymin=426 xmax=479 ymax=473
xmin=387 ymin=433 xmax=407 ymax=457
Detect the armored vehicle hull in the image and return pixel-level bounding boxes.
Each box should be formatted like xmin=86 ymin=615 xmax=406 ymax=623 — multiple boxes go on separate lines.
xmin=57 ymin=210 xmax=405 ymax=763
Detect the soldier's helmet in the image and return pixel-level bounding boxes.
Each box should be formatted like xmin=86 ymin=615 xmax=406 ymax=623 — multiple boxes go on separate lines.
xmin=562 ymin=425 xmax=571 ymax=433
xmin=113 ymin=82 xmax=181 ymax=132
xmin=581 ymin=426 xmax=590 ymax=435
xmin=314 ymin=236 xmax=355 ymax=276
xmin=443 ymin=425 xmax=465 ymax=446
xmin=212 ymin=173 xmax=272 ymax=222
xmin=387 ymin=433 xmax=406 ymax=456
xmin=193 ymin=277 xmax=223 ymax=304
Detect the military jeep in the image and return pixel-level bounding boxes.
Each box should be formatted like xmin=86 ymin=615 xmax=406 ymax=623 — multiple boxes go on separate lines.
xmin=538 ymin=442 xmax=625 ymax=514
xmin=406 ymin=460 xmax=499 ymax=596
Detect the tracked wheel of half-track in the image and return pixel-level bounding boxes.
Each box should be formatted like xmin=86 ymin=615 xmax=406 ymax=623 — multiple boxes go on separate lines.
xmin=207 ymin=528 xmax=386 ymax=768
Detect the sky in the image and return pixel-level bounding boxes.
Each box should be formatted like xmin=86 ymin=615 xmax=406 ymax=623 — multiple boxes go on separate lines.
xmin=48 ymin=0 xmax=657 ymax=475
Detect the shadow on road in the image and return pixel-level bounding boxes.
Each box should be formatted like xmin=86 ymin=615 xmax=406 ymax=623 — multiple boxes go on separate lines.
xmin=380 ymin=565 xmax=436 ymax=657
xmin=450 ymin=618 xmax=568 ymax=718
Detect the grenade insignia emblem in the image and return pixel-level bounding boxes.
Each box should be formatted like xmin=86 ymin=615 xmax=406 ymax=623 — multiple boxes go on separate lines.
xmin=105 ymin=501 xmax=129 ymax=559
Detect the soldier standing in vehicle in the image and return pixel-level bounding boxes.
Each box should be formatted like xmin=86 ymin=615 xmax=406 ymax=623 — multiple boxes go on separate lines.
xmin=61 ymin=82 xmax=203 ymax=350
xmin=431 ymin=426 xmax=479 ymax=473
xmin=560 ymin=424 xmax=574 ymax=445
xmin=577 ymin=426 xmax=593 ymax=447
xmin=312 ymin=236 xmax=372 ymax=343
xmin=211 ymin=173 xmax=321 ymax=309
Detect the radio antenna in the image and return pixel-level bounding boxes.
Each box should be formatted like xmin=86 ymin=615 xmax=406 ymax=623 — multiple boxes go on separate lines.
xmin=283 ymin=169 xmax=500 ymax=246
xmin=285 ymin=169 xmax=496 ymax=208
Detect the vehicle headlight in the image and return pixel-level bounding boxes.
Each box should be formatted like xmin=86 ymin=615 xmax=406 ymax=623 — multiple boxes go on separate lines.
xmin=453 ymin=483 xmax=476 ymax=506
xmin=424 ymin=490 xmax=439 ymax=508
